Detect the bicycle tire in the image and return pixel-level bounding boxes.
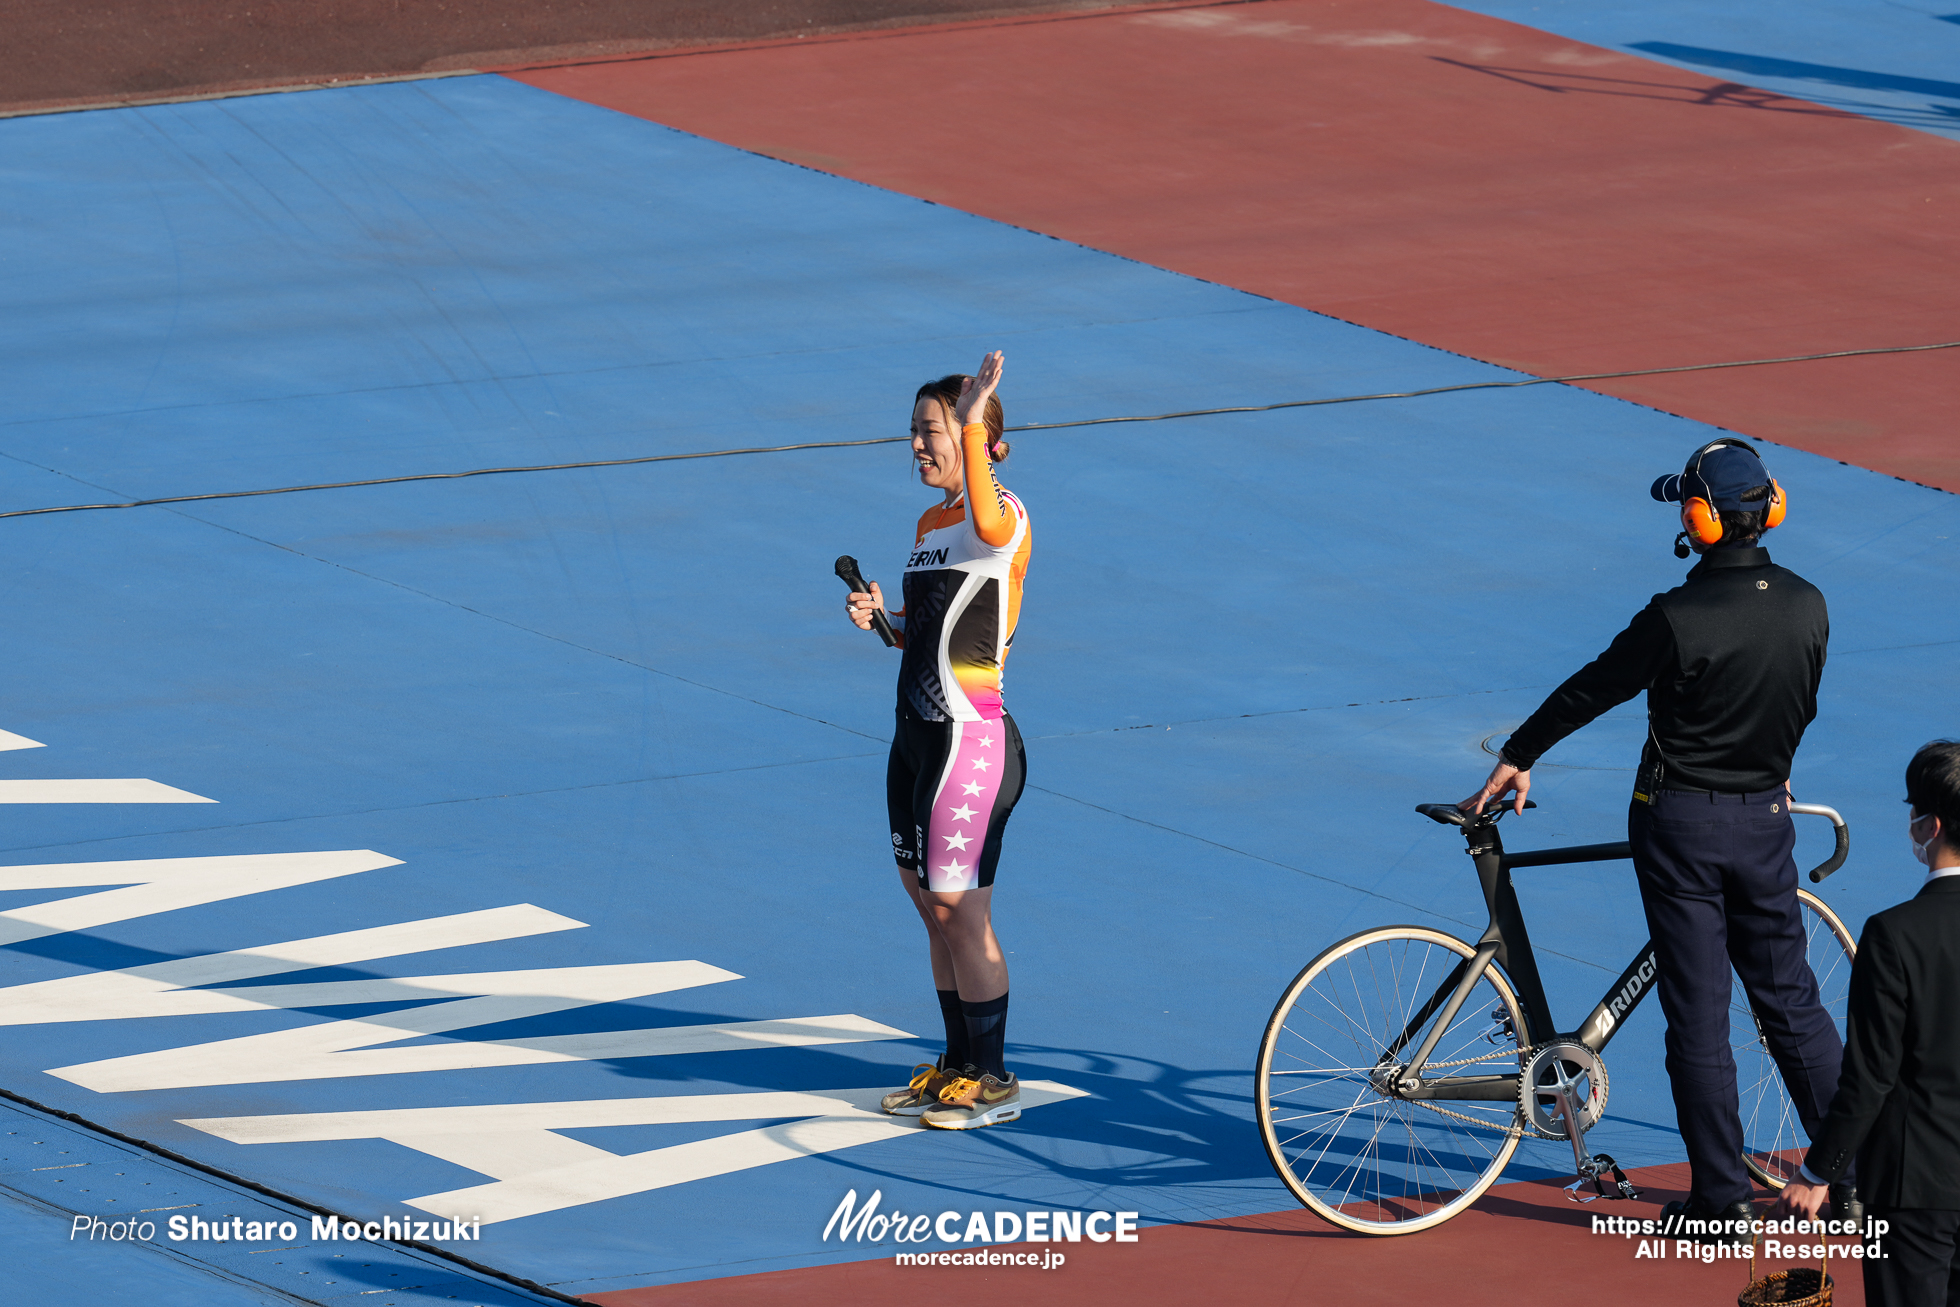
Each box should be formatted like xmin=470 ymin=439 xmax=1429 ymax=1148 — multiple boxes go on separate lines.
xmin=1738 ymin=888 xmax=1856 ymax=1190
xmin=1256 ymin=925 xmax=1526 ymax=1234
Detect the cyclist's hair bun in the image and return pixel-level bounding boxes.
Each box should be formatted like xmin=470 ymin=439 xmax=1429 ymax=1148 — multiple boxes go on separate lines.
xmin=917 ymin=374 xmax=1008 ymax=462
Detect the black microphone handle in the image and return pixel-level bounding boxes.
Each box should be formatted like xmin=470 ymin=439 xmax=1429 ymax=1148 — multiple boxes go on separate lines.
xmin=834 ymin=555 xmax=898 ymax=647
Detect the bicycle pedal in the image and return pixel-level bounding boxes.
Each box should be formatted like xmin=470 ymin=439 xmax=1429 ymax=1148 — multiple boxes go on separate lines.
xmin=1564 ymin=1154 xmax=1639 ymax=1203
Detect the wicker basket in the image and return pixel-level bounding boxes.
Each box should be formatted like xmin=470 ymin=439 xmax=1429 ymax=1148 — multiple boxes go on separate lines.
xmin=1739 ymin=1229 xmax=1832 ymax=1307
xmin=1739 ymin=1266 xmax=1830 ymax=1307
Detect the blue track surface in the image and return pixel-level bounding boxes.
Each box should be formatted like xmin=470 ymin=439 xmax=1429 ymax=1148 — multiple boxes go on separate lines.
xmin=1 ymin=1095 xmax=552 ymax=1307
xmin=1 ymin=73 xmax=1956 ymax=1296
xmin=1453 ymin=0 xmax=1960 ymax=141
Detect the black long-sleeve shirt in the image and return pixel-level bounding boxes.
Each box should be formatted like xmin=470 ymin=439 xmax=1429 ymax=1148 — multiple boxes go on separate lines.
xmin=1499 ymin=547 xmax=1827 ymax=794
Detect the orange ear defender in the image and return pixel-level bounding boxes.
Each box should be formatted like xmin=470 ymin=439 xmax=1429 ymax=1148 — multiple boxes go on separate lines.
xmin=1672 ymin=440 xmax=1786 ymax=545
xmin=1685 ymin=496 xmax=1725 ymax=546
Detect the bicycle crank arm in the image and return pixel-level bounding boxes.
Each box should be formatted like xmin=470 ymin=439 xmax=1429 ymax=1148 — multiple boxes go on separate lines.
xmin=1395 ymin=1075 xmax=1521 ymax=1101
xmin=1554 ymin=1076 xmax=1592 ymax=1173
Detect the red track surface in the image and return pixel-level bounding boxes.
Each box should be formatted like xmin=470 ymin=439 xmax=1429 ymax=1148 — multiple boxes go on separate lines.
xmin=592 ymin=1162 xmax=1866 ymax=1307
xmin=514 ymin=0 xmax=1960 ymax=492
xmin=0 ymin=0 xmax=1125 ymax=114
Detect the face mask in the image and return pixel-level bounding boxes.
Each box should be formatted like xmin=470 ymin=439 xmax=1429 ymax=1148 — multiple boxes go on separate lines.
xmin=1912 ymin=815 xmax=1937 ymax=867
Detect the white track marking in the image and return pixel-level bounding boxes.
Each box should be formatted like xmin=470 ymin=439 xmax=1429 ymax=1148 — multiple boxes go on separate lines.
xmin=47 ymin=943 xmax=912 ymax=1094
xmin=190 ymin=1088 xmax=924 ymax=1139
xmin=430 ymin=1117 xmax=925 ymax=1223
xmin=0 ymin=731 xmax=45 ymax=751
xmin=0 ymin=779 xmax=215 ymax=803
xmin=0 ymin=905 xmax=586 ymax=1025
xmin=48 ymin=960 xmax=749 ymax=1091
xmin=398 ymin=1131 xmax=620 ymax=1180
xmin=0 ymin=850 xmax=402 ymax=946
xmin=182 ymin=1081 xmax=1088 ymax=1224
xmin=433 ymin=1015 xmax=908 ymax=1064
xmin=54 ymin=1007 xmax=904 ymax=1091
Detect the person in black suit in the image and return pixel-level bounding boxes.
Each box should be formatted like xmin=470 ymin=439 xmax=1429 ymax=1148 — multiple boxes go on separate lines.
xmin=1774 ymin=741 xmax=1960 ymax=1306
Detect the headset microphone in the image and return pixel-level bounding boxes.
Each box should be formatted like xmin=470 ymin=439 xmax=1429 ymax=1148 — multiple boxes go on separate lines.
xmin=1673 ymin=532 xmax=1693 ymax=559
xmin=835 ymin=555 xmax=898 ymax=647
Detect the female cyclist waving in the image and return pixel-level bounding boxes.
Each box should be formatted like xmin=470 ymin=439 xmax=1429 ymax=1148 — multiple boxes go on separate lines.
xmin=844 ymin=350 xmax=1031 ymax=1130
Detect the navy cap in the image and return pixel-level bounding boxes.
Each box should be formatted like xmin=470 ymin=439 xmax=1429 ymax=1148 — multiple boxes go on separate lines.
xmin=1651 ymin=444 xmax=1769 ymax=511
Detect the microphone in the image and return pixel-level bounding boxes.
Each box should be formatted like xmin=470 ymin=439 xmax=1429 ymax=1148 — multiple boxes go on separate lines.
xmin=1673 ymin=532 xmax=1692 ymax=559
xmin=835 ymin=556 xmax=898 ymax=647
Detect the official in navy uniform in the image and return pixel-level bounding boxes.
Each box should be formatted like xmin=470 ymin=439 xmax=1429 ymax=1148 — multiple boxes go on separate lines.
xmin=1462 ymin=439 xmax=1849 ymax=1234
xmin=1776 ymin=742 xmax=1960 ymax=1307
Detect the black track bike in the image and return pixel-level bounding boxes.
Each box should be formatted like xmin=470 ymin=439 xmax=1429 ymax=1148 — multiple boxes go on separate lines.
xmin=1255 ymin=799 xmax=1853 ymax=1234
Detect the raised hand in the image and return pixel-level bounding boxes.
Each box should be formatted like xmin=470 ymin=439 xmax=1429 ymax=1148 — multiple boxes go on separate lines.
xmin=955 ymin=351 xmax=1005 ymax=427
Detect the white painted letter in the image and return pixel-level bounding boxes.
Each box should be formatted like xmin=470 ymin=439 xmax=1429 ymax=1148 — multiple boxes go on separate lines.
xmin=0 ymin=850 xmax=400 ymax=947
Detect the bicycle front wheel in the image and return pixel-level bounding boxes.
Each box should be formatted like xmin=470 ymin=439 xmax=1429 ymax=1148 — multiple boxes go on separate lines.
xmin=1256 ymin=926 xmax=1525 ymax=1234
xmin=1738 ymin=887 xmax=1856 ymax=1189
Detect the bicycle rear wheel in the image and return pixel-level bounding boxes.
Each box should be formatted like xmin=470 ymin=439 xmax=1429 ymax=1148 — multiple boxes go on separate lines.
xmin=1256 ymin=926 xmax=1525 ymax=1234
xmin=1737 ymin=888 xmax=1856 ymax=1189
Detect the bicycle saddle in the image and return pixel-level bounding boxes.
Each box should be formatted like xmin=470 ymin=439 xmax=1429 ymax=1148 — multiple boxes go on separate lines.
xmin=1417 ymin=800 xmax=1535 ymax=826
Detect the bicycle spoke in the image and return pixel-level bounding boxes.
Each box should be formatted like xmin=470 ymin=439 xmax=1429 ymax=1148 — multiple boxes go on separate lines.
xmin=1285 ymin=988 xmax=1388 ymax=1060
xmin=1734 ymin=891 xmax=1854 ymax=1189
xmin=1265 ymin=1066 xmax=1379 ymax=1078
xmin=1258 ymin=928 xmax=1522 ymax=1232
xmin=1272 ymin=1083 xmax=1377 ymax=1137
xmin=1339 ymin=1105 xmax=1396 ymax=1210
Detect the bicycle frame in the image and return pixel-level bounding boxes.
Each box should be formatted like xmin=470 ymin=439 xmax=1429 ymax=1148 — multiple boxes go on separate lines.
xmin=1389 ymin=800 xmax=1849 ymax=1102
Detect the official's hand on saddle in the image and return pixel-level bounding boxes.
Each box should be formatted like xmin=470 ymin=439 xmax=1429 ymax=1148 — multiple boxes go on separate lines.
xmin=1460 ymin=761 xmax=1530 ymax=816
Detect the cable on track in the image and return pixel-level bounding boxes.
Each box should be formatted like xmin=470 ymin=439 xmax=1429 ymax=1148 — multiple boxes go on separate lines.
xmin=4 ymin=338 xmax=1953 ymax=521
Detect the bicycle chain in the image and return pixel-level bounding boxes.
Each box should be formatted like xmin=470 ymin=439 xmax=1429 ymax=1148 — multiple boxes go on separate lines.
xmin=1405 ymin=1098 xmax=1522 ymax=1133
xmin=1408 ymin=1053 xmax=1510 ymax=1071
xmin=1375 ymin=1053 xmax=1526 ymax=1135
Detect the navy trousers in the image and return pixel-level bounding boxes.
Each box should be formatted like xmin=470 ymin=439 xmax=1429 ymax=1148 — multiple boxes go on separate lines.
xmin=1629 ymin=788 xmax=1845 ymax=1208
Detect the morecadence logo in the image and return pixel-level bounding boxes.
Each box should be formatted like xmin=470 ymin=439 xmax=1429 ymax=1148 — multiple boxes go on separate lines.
xmin=823 ymin=1186 xmax=1138 ymax=1270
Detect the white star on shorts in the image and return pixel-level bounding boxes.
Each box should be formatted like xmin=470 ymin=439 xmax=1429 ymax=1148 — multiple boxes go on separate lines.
xmin=961 ymin=780 xmax=985 ymax=796
xmin=937 ymin=859 xmax=969 ymax=879
xmin=971 ymin=756 xmax=992 ymax=772
xmin=942 ymin=831 xmax=972 ymax=851
xmin=948 ymin=803 xmax=977 ymax=822
xmin=977 ymin=734 xmax=995 ymax=748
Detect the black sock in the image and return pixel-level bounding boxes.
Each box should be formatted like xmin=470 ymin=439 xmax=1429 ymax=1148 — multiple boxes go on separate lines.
xmin=936 ymin=989 xmax=969 ymax=1072
xmin=961 ymin=991 xmax=1009 ymax=1081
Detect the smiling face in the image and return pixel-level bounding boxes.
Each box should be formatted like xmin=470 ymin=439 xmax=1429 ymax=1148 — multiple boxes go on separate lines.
xmin=911 ymin=396 xmax=964 ymax=497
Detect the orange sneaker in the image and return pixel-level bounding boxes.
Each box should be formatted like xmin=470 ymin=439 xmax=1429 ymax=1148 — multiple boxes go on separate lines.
xmin=921 ymin=1069 xmax=1021 ymax=1130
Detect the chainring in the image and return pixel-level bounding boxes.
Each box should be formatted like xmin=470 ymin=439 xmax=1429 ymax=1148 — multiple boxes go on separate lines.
xmin=1518 ymin=1040 xmax=1609 ymax=1141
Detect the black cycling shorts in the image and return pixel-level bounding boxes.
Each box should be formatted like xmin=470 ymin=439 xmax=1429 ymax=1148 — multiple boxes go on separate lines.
xmin=886 ymin=706 xmax=1026 ymax=892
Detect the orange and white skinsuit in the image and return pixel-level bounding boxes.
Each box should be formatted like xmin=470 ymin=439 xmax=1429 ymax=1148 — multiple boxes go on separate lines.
xmin=885 ymin=422 xmax=1031 ymax=891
